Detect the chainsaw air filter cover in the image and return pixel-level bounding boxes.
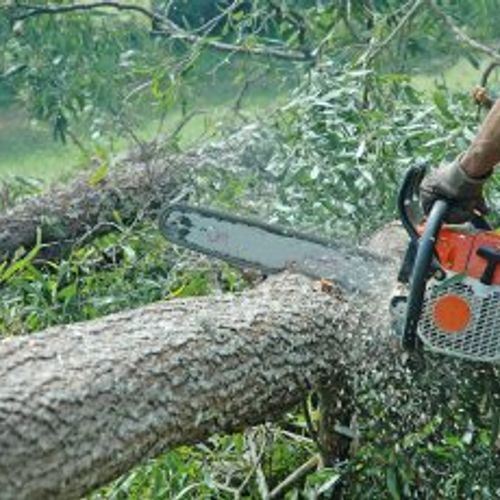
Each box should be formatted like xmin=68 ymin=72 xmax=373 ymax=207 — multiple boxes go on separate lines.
xmin=418 ymin=277 xmax=500 ymax=362
xmin=417 ymin=227 xmax=500 ymax=362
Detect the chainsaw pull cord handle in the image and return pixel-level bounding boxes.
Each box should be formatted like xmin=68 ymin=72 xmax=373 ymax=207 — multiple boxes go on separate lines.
xmin=402 ymin=199 xmax=449 ymax=350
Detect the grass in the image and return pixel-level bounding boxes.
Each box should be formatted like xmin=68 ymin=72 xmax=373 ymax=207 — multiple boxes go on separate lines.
xmin=0 ymin=104 xmax=81 ymax=182
xmin=412 ymin=57 xmax=500 ymax=93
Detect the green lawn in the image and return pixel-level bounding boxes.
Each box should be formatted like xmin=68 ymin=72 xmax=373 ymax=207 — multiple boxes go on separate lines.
xmin=0 ymin=105 xmax=80 ymax=182
xmin=413 ymin=57 xmax=500 ymax=93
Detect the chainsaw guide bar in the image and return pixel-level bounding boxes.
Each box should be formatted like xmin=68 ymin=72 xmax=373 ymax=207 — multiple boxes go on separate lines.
xmin=159 ymin=204 xmax=388 ymax=294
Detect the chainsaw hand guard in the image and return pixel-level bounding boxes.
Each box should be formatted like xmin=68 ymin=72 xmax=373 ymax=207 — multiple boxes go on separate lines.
xmin=402 ymin=198 xmax=448 ymax=350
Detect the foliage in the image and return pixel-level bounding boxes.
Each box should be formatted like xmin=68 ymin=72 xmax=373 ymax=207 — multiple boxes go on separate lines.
xmin=4 ymin=13 xmax=175 ymax=145
xmin=270 ymin=67 xmax=483 ymax=235
xmin=3 ymin=0 xmax=500 ymax=498
xmin=1 ymin=0 xmax=303 ymax=146
xmin=195 ymin=65 xmax=483 ymax=238
xmin=0 ymin=221 xmax=249 ymax=337
xmin=90 ymin=423 xmax=317 ymax=499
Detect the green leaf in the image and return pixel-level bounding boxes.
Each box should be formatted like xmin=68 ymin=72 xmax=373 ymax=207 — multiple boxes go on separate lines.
xmin=88 ymin=164 xmax=109 ymax=187
xmin=432 ymin=91 xmax=456 ymax=123
xmin=386 ymin=468 xmax=400 ymax=500
xmin=0 ymin=228 xmax=42 ymax=284
xmin=491 ymin=409 xmax=500 ymax=449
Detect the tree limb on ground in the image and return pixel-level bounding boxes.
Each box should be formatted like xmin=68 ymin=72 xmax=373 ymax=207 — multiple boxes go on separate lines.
xmin=0 ymin=156 xmax=181 ymax=261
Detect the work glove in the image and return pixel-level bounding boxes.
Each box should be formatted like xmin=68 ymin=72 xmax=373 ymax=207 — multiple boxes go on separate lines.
xmin=420 ymin=161 xmax=490 ymax=224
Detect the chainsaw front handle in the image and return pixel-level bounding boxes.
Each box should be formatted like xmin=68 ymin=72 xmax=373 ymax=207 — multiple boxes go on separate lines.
xmin=403 ymin=199 xmax=449 ymax=350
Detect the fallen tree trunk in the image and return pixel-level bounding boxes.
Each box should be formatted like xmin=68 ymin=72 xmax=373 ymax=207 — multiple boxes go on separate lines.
xmin=0 ymin=262 xmax=396 ymax=500
xmin=0 ymin=125 xmax=275 ymax=261
xmin=0 ymin=158 xmax=181 ymax=261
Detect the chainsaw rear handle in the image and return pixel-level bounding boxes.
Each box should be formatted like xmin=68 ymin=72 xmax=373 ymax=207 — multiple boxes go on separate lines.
xmin=402 ymin=199 xmax=448 ymax=350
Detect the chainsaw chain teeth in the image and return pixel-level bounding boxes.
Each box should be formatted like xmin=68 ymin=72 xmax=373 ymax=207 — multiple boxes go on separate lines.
xmin=419 ymin=277 xmax=500 ymax=363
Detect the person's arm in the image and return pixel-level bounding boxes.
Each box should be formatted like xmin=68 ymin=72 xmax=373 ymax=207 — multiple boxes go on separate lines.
xmin=420 ymin=100 xmax=500 ymax=223
xmin=461 ymin=98 xmax=500 ymax=177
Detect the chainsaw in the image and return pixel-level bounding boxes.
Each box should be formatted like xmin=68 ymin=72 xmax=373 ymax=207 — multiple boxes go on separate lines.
xmin=393 ymin=164 xmax=500 ymax=363
xmin=159 ymin=165 xmax=500 ymax=363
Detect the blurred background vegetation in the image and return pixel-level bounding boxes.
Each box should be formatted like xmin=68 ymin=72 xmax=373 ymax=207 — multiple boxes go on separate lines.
xmin=3 ymin=0 xmax=500 ymax=498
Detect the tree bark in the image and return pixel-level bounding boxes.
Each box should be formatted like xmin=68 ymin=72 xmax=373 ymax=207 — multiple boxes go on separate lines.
xmin=0 ymin=157 xmax=181 ymax=261
xmin=0 ymin=259 xmax=398 ymax=500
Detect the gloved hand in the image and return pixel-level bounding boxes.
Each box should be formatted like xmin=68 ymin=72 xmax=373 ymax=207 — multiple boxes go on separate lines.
xmin=420 ymin=161 xmax=490 ymax=223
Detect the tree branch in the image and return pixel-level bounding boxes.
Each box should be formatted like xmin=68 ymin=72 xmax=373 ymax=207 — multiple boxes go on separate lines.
xmin=269 ymin=454 xmax=320 ymax=499
xmin=425 ymin=0 xmax=500 ymax=63
xmin=358 ymin=0 xmax=425 ymax=65
xmin=13 ymin=1 xmax=152 ymax=21
xmin=188 ymin=0 xmax=242 ymax=36
xmin=12 ymin=1 xmax=311 ymax=62
xmin=246 ymin=429 xmax=270 ymax=499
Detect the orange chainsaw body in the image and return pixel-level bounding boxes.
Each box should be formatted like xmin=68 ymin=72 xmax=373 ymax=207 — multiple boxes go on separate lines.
xmin=433 ymin=227 xmax=500 ymax=285
xmin=413 ymin=225 xmax=500 ymax=362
